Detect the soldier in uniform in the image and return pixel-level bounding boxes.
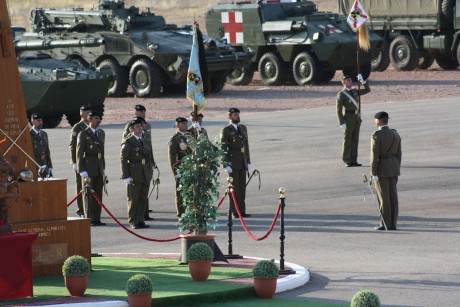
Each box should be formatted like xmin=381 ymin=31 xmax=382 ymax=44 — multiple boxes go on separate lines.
xmin=29 ymin=113 xmax=52 ymax=177
xmin=168 ymin=117 xmax=191 ymax=217
xmin=69 ymin=105 xmax=92 ymax=217
xmin=336 ymin=74 xmax=370 ymax=167
xmin=220 ymin=108 xmax=251 ymax=218
xmin=76 ymin=111 xmax=106 ymax=226
xmin=371 ymin=111 xmax=402 ymax=231
xmin=121 ymin=118 xmax=153 ymax=229
xmin=188 ymin=112 xmax=208 ymax=138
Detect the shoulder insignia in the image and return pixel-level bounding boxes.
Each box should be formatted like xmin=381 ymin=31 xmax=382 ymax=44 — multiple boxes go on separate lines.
xmin=121 ymin=144 xmax=126 ymax=150
xmin=77 ymin=137 xmax=80 ymax=144
xmin=168 ymin=141 xmax=173 ymax=147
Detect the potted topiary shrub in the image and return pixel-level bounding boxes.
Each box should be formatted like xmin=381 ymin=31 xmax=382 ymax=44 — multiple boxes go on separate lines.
xmin=62 ymin=255 xmax=90 ymax=296
xmin=252 ymin=259 xmax=279 ymax=299
xmin=126 ymin=274 xmax=153 ymax=307
xmin=351 ymin=290 xmax=381 ymax=307
xmin=187 ymin=242 xmax=213 ymax=281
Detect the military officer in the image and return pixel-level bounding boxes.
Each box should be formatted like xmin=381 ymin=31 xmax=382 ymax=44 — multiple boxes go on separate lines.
xmin=69 ymin=105 xmax=92 ymax=217
xmin=76 ymin=111 xmax=106 ymax=226
xmin=121 ymin=118 xmax=153 ymax=229
xmin=220 ymin=108 xmax=251 ymax=218
xmin=168 ymin=117 xmax=192 ymax=217
xmin=371 ymin=111 xmax=402 ymax=231
xmin=336 ymin=74 xmax=370 ymax=167
xmin=188 ymin=112 xmax=208 ymax=138
xmin=29 ymin=113 xmax=52 ymax=177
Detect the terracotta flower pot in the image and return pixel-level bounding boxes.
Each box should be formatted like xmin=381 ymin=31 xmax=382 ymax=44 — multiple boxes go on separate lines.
xmin=253 ymin=277 xmax=277 ymax=299
xmin=128 ymin=293 xmax=152 ymax=307
xmin=188 ymin=260 xmax=212 ymax=281
xmin=64 ymin=275 xmax=88 ymax=296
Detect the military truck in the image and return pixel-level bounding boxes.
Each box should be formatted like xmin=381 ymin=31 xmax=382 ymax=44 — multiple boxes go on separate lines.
xmin=24 ymin=0 xmax=253 ymax=98
xmin=206 ymin=0 xmax=382 ymax=86
xmin=338 ymin=0 xmax=460 ymax=71
xmin=13 ymin=27 xmax=109 ymax=128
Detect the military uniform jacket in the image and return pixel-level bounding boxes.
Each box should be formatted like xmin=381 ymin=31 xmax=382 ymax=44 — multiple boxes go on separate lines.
xmin=123 ymin=122 xmax=155 ymax=166
xmin=187 ymin=126 xmax=208 ymax=139
xmin=371 ymin=126 xmax=402 ymax=178
xmin=70 ymin=120 xmax=88 ymax=164
xmin=168 ymin=132 xmax=191 ymax=175
xmin=121 ymin=135 xmax=153 ymax=183
xmin=30 ymin=129 xmax=52 ymax=168
xmin=336 ymin=83 xmax=370 ymax=125
xmin=220 ymin=124 xmax=250 ymax=170
xmin=76 ymin=127 xmax=105 ymax=177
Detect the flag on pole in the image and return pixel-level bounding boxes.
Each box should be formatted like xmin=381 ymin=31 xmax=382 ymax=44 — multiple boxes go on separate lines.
xmin=186 ymin=26 xmax=208 ymax=114
xmin=346 ymin=0 xmax=368 ymax=32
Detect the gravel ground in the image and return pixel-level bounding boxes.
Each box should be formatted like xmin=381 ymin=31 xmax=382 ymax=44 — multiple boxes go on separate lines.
xmin=90 ymin=64 xmax=459 ymax=126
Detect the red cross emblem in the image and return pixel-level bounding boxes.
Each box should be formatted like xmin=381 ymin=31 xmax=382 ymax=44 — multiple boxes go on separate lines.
xmin=221 ymin=11 xmax=243 ymax=44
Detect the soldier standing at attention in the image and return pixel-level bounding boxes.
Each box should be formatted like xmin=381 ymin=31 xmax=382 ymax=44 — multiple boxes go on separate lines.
xmin=336 ymin=74 xmax=370 ymax=167
xmin=188 ymin=112 xmax=208 ymax=138
xmin=371 ymin=111 xmax=402 ymax=231
xmin=70 ymin=105 xmax=92 ymax=217
xmin=168 ymin=117 xmax=191 ymax=217
xmin=121 ymin=118 xmax=153 ymax=229
xmin=30 ymin=113 xmax=53 ymax=177
xmin=220 ymin=108 xmax=251 ymax=218
xmin=76 ymin=111 xmax=106 ymax=226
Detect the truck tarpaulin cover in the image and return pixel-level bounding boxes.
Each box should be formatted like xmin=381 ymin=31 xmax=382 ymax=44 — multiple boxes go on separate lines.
xmin=339 ymin=0 xmax=439 ymax=17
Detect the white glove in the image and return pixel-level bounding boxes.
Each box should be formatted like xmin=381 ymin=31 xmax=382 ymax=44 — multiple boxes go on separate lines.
xmin=80 ymin=171 xmax=89 ymax=178
xmin=372 ymin=175 xmax=379 ymax=182
xmin=72 ymin=163 xmax=77 ymax=171
xmin=225 ymin=166 xmax=232 ymax=173
xmin=357 ymin=74 xmax=365 ymax=84
xmin=247 ymin=163 xmax=251 ymax=171
xmin=340 ymin=124 xmax=347 ymax=130
xmin=39 ymin=165 xmax=47 ymax=172
xmin=192 ymin=122 xmax=201 ymax=132
xmin=175 ymin=174 xmax=182 ymax=179
xmin=123 ymin=177 xmax=133 ymax=184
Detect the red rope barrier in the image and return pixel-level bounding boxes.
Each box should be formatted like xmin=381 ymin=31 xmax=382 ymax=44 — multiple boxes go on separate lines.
xmin=67 ymin=190 xmax=83 ymax=207
xmin=230 ymin=190 xmax=280 ymax=241
xmin=92 ymin=192 xmax=186 ymax=242
xmin=216 ymin=190 xmax=228 ymax=209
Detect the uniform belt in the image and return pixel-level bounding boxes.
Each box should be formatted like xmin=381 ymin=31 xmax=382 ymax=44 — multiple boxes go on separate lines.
xmin=379 ymin=154 xmax=397 ymax=159
xmin=85 ymin=153 xmax=102 ymax=159
xmin=345 ymin=110 xmax=359 ymax=114
xmin=129 ymin=159 xmax=148 ymax=165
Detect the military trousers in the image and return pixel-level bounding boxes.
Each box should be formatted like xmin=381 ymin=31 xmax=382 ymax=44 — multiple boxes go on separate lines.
xmin=75 ymin=172 xmax=84 ymax=216
xmin=374 ymin=176 xmax=399 ymax=230
xmin=342 ymin=114 xmax=361 ymax=164
xmin=175 ymin=178 xmax=185 ymax=217
xmin=127 ymin=181 xmax=149 ymax=225
xmin=82 ymin=175 xmax=103 ymax=223
xmin=230 ymin=168 xmax=247 ymax=215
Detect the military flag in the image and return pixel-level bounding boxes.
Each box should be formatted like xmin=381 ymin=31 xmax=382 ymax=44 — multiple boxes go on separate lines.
xmin=347 ymin=0 xmax=370 ymax=51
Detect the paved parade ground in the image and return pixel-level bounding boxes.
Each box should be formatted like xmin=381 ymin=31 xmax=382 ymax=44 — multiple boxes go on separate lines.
xmin=45 ymin=97 xmax=459 ymax=307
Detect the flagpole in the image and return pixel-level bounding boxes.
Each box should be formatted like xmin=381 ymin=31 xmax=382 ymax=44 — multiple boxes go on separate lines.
xmin=356 ymin=28 xmax=361 ymax=114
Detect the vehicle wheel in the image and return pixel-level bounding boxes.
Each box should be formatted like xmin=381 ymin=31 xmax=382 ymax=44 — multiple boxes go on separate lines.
xmin=457 ymin=43 xmax=460 ymax=66
xmin=441 ymin=0 xmax=455 ymax=25
xmin=65 ymin=112 xmax=80 ymax=127
xmin=371 ymin=40 xmax=390 ymax=72
xmin=258 ymin=52 xmax=287 ymax=86
xmin=292 ymin=52 xmax=322 ymax=85
xmin=389 ymin=35 xmax=418 ymax=71
xmin=42 ymin=115 xmax=62 ymax=129
xmin=129 ymin=58 xmax=162 ymax=98
xmin=435 ymin=55 xmax=459 ymax=70
xmin=66 ymin=56 xmax=89 ymax=68
xmin=343 ymin=62 xmax=371 ymax=82
xmin=227 ymin=65 xmax=254 ymax=85
xmin=97 ymin=58 xmax=129 ymax=97
xmin=417 ymin=50 xmax=434 ymax=69
xmin=320 ymin=69 xmax=336 ymax=83
xmin=210 ymin=73 xmax=227 ymax=93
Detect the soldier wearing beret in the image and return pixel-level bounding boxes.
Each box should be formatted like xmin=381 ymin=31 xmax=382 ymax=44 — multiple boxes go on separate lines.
xmin=188 ymin=112 xmax=208 ymax=138
xmin=121 ymin=118 xmax=153 ymax=229
xmin=220 ymin=108 xmax=251 ymax=218
xmin=336 ymin=74 xmax=371 ymax=167
xmin=76 ymin=111 xmax=106 ymax=226
xmin=168 ymin=117 xmax=192 ymax=216
xmin=371 ymin=111 xmax=402 ymax=231
xmin=69 ymin=105 xmax=92 ymax=217
xmin=29 ymin=113 xmax=53 ymax=177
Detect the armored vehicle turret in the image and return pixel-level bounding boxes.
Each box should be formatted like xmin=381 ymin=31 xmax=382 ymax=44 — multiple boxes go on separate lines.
xmin=25 ymin=0 xmax=253 ymax=98
xmin=13 ymin=27 xmax=109 ymax=128
xmin=206 ymin=0 xmax=382 ymax=86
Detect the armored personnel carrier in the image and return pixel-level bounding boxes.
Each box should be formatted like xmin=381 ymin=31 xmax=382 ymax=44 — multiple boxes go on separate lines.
xmin=13 ymin=27 xmax=109 ymax=128
xmin=24 ymin=0 xmax=253 ymax=98
xmin=206 ymin=0 xmax=382 ymax=86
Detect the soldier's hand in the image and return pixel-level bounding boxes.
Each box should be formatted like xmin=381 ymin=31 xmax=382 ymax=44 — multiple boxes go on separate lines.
xmin=72 ymin=163 xmax=78 ymax=171
xmin=175 ymin=174 xmax=182 ymax=179
xmin=193 ymin=122 xmax=202 ymax=131
xmin=80 ymin=171 xmax=89 ymax=178
xmin=225 ymin=166 xmax=232 ymax=173
xmin=123 ymin=177 xmax=133 ymax=184
xmin=372 ymin=175 xmax=379 ymax=182
xmin=340 ymin=124 xmax=347 ymax=130
xmin=357 ymin=74 xmax=365 ymax=84
xmin=246 ymin=163 xmax=251 ymax=171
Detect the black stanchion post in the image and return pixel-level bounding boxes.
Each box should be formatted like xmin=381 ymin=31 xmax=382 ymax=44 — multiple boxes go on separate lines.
xmin=83 ymin=177 xmax=92 ymax=219
xmin=225 ymin=177 xmax=242 ymax=259
xmin=278 ymin=187 xmax=295 ymax=275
